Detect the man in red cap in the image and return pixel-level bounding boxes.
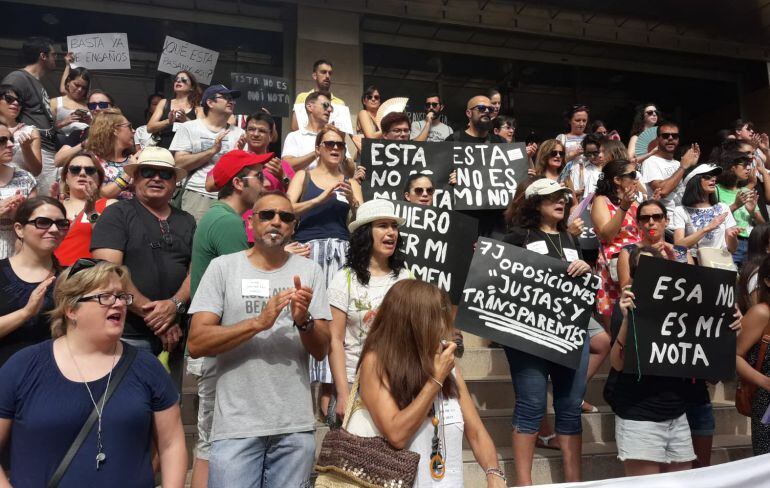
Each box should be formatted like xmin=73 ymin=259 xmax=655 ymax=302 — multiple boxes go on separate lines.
xmin=187 ymin=148 xmax=269 ymax=488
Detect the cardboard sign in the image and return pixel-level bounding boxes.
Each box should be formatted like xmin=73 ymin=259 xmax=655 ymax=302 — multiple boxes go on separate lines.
xmin=453 ymin=142 xmax=529 ymax=211
xmin=67 ymin=33 xmax=130 ymax=70
xmin=230 ymin=73 xmax=292 ymax=118
xmin=393 ymin=201 xmax=478 ymax=304
xmin=456 ymin=237 xmax=600 ymax=369
xmin=625 ymin=255 xmax=737 ymax=380
xmin=158 ymin=36 xmax=219 ymax=85
xmin=360 ymin=139 xmax=454 ymax=209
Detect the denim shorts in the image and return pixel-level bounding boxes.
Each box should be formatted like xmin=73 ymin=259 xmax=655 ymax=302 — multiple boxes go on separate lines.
xmin=615 ymin=414 xmax=696 ymax=464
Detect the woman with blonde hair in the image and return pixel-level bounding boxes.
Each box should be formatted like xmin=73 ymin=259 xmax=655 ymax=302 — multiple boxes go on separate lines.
xmin=351 ymin=280 xmax=506 ymax=487
xmin=85 ymin=108 xmax=136 ymax=200
xmin=0 ymin=258 xmax=186 ymax=486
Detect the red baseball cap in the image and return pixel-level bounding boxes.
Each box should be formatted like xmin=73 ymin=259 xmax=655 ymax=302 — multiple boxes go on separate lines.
xmin=212 ymin=150 xmax=274 ymax=190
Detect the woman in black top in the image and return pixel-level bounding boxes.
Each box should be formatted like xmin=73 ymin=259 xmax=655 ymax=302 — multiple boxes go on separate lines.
xmin=502 ymin=178 xmax=592 ymax=485
xmin=146 ymin=70 xmax=202 ymax=149
xmin=0 ymin=197 xmax=68 ymax=365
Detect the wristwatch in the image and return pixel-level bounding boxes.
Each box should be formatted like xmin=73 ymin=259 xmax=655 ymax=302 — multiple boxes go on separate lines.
xmin=87 ymin=212 xmax=99 ymax=224
xmin=294 ymin=314 xmax=314 ymax=333
xmin=169 ymin=297 xmax=186 ymax=314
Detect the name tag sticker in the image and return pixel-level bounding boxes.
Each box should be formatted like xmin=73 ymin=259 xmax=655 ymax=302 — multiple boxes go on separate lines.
xmin=242 ymin=279 xmax=270 ymax=297
xmin=526 ymin=240 xmax=549 ymax=255
xmin=507 ymin=148 xmax=524 ymax=160
xmin=440 ymin=398 xmax=463 ymax=425
xmin=335 ymin=190 xmax=348 ymax=203
xmin=564 ymin=248 xmax=579 ymax=262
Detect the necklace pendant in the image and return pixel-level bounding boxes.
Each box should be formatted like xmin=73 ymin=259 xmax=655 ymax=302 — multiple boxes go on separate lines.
xmin=430 ymin=453 xmax=445 ymax=480
xmin=96 ymin=451 xmax=106 ymax=470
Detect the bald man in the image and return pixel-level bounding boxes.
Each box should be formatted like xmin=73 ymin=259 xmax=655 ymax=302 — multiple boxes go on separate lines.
xmin=445 ymin=95 xmax=499 ymax=143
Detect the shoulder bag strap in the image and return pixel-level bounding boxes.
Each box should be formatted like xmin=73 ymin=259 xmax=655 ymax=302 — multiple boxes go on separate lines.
xmin=341 ymin=373 xmax=361 ymax=430
xmin=299 ymin=170 xmax=312 ymax=203
xmin=752 ymin=320 xmax=770 ymax=372
xmin=47 ymin=344 xmax=138 ymax=488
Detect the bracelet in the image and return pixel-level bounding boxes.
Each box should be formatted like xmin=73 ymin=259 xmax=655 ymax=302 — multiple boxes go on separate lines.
xmin=617 ymin=339 xmax=625 ymax=351
xmin=114 ymin=176 xmax=129 ymax=190
xmin=485 ymin=467 xmax=507 ymax=482
xmin=430 ymin=376 xmax=443 ymax=388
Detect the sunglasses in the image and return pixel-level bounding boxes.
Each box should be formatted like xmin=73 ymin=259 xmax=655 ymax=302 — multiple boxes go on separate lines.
xmin=366 ymin=94 xmax=380 ymax=101
xmin=412 ymin=187 xmax=435 ymax=196
xmin=549 ymin=150 xmax=565 ymax=159
xmin=24 ymin=216 xmax=70 ymax=230
xmin=733 ymin=158 xmax=753 ymax=167
xmin=257 ymin=209 xmax=296 ymax=223
xmin=1 ymin=94 xmax=19 ymax=105
xmin=175 ymin=77 xmax=190 ymax=83
xmin=321 ymin=140 xmax=345 ymax=150
xmin=68 ymin=165 xmax=98 ymax=176
xmin=660 ymin=132 xmax=679 ymax=140
xmin=240 ymin=172 xmax=264 ymax=183
xmin=637 ymin=213 xmax=665 ymax=223
xmin=0 ymin=135 xmax=15 ymax=146
xmin=139 ymin=167 xmax=175 ymax=180
xmin=426 ymin=102 xmax=441 ymax=108
xmin=321 ymin=101 xmax=333 ymax=111
xmin=621 ymin=170 xmax=639 ymax=180
xmin=87 ymin=101 xmax=111 ymax=110
xmin=471 ymin=105 xmax=496 ymax=113
xmin=585 ymin=151 xmax=599 ymax=157
xmin=645 ymin=110 xmax=658 ymax=116
xmin=69 ymin=257 xmax=106 ymax=277
xmin=159 ymin=219 xmax=173 ymax=246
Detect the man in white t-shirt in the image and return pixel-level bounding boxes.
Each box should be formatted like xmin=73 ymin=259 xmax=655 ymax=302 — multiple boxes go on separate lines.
xmin=641 ymin=121 xmax=700 ymax=228
xmin=411 ymin=94 xmax=453 ymax=142
xmin=170 ymin=84 xmax=245 ymax=222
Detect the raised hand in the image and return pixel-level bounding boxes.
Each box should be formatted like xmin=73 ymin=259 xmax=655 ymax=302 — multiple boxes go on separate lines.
xmin=254 ymin=289 xmax=294 ymax=332
xmin=290 ymin=275 xmax=313 ymax=325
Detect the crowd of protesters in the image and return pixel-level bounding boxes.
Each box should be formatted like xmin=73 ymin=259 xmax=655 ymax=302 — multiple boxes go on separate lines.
xmin=0 ymin=35 xmax=768 ymax=488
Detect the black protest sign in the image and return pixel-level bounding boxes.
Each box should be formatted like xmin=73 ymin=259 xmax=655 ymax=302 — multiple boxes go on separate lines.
xmin=453 ymin=142 xmax=529 ymax=211
xmin=456 ymin=237 xmax=601 ymax=368
xmin=393 ymin=202 xmax=478 ymax=304
xmin=361 ymin=139 xmax=454 ymax=209
xmin=625 ymin=255 xmax=737 ymax=380
xmin=577 ymin=205 xmax=598 ymax=251
xmin=230 ymin=73 xmax=292 ymax=118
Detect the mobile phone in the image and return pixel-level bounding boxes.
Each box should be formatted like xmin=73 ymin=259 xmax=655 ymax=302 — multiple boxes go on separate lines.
xmin=74 ymin=109 xmax=88 ymax=117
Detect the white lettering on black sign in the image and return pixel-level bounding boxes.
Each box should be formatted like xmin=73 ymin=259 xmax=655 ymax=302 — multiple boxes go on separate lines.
xmin=453 ymin=143 xmax=529 ymax=210
xmin=230 ymin=73 xmax=292 ymax=118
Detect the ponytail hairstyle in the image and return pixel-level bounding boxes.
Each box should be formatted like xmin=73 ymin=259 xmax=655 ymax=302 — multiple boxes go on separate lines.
xmin=595 ymin=159 xmax=633 ymax=205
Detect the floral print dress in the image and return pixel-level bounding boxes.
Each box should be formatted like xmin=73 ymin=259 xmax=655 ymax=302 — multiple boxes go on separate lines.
xmin=596 ymin=198 xmax=640 ymax=317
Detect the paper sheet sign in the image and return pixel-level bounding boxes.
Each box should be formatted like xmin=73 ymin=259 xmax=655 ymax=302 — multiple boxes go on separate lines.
xmin=158 ymin=36 xmax=219 ymax=85
xmin=67 ymin=33 xmax=130 ymax=70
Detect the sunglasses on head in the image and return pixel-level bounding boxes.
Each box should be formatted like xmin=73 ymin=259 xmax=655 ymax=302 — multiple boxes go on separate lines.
xmin=257 ymin=209 xmax=296 ymax=223
xmin=366 ymin=94 xmax=380 ymax=101
xmin=69 ymin=257 xmax=107 ymax=277
xmin=638 ymin=213 xmax=665 ymax=223
xmin=24 ymin=216 xmax=70 ymax=231
xmin=426 ymin=102 xmax=441 ymax=108
xmin=549 ymin=150 xmax=565 ymax=159
xmin=139 ymin=167 xmax=175 ymax=180
xmin=68 ymin=165 xmax=97 ymax=176
xmin=412 ymin=186 xmax=435 ymax=196
xmin=0 ymin=135 xmax=15 ymax=146
xmin=471 ymin=105 xmax=495 ymax=113
xmin=321 ymin=140 xmax=345 ymax=150
xmin=2 ymin=94 xmax=19 ymax=105
xmin=87 ymin=101 xmax=111 ymax=110
xmin=645 ymin=110 xmax=658 ymax=116
xmin=660 ymin=132 xmax=679 ymax=140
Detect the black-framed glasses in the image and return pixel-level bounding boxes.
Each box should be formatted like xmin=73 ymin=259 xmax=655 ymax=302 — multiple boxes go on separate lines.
xmin=585 ymin=151 xmax=599 ymax=158
xmin=1 ymin=94 xmax=19 ymax=105
xmin=68 ymin=165 xmax=98 ymax=176
xmin=159 ymin=219 xmax=173 ymax=246
xmin=77 ymin=292 xmax=134 ymax=306
xmin=387 ymin=128 xmax=410 ymax=136
xmin=175 ymin=76 xmax=190 ymax=83
xmin=621 ymin=170 xmax=639 ymax=180
xmin=412 ymin=187 xmax=435 ymax=196
xmin=257 ymin=209 xmax=296 ymax=223
xmin=549 ymin=150 xmax=565 ymax=158
xmin=660 ymin=132 xmax=679 ymax=140
xmin=321 ymin=140 xmax=345 ymax=150
xmin=139 ymin=167 xmax=175 ymax=180
xmin=24 ymin=217 xmax=70 ymax=230
xmin=471 ymin=105 xmax=495 ymax=113
xmin=87 ymin=101 xmax=111 ymax=110
xmin=637 ymin=213 xmax=665 ymax=223
xmin=70 ymin=258 xmax=106 ymax=277
xmin=426 ymin=102 xmax=441 ymax=108
xmin=0 ymin=135 xmax=15 ymax=146
xmin=645 ymin=110 xmax=658 ymax=116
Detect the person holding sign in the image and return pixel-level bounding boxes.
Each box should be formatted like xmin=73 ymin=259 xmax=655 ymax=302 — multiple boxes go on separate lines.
xmin=353 ymin=280 xmax=506 ymax=488
xmin=327 ymin=200 xmax=410 ymax=421
xmin=147 ymin=70 xmax=203 ymax=149
xmin=502 ymin=178 xmax=592 ymax=484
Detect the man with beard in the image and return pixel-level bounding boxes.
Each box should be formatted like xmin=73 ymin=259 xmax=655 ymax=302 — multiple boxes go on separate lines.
xmin=446 ymin=94 xmax=500 ymax=143
xmin=641 ymin=121 xmax=700 ymax=229
xmin=187 ymin=191 xmax=331 ymax=488
xmin=412 ymin=94 xmax=453 ymax=142
xmin=290 ymin=59 xmax=346 ymax=131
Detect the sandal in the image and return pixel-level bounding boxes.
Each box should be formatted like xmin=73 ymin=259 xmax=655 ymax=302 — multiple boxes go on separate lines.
xmin=581 ymin=401 xmax=599 ymax=413
xmin=536 ymin=433 xmax=561 ymax=450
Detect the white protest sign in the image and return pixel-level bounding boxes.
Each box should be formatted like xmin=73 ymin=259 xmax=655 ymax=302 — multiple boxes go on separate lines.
xmin=158 ymin=36 xmax=219 ymax=85
xmin=293 ymin=103 xmax=354 ymax=134
xmin=67 ymin=33 xmax=131 ymax=70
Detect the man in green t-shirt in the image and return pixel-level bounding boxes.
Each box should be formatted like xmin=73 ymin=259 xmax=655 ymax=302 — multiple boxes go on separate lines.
xmin=188 ymin=148 xmax=269 ymax=488
xmin=716 ymin=151 xmax=766 ymax=267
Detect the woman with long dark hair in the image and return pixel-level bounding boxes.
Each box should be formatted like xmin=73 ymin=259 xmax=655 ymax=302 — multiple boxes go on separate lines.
xmin=556 ymin=105 xmax=589 ymax=185
xmin=352 ymin=280 xmax=506 ymax=487
xmin=147 ymin=70 xmax=203 ymax=149
xmin=627 ymin=102 xmax=660 ymax=164
xmin=51 ymin=66 xmax=91 ymax=139
xmin=356 ymin=85 xmax=382 ymax=139
xmin=328 ymin=200 xmax=410 ymax=420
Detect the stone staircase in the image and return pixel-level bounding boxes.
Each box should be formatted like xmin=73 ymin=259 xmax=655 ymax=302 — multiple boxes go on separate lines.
xmin=179 ymin=333 xmax=754 ymax=486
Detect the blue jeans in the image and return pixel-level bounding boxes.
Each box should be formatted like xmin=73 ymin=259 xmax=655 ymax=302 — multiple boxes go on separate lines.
xmin=503 ymin=341 xmax=590 ymax=435
xmin=209 ymin=432 xmax=315 ymax=488
xmin=733 ymin=238 xmax=748 ymax=268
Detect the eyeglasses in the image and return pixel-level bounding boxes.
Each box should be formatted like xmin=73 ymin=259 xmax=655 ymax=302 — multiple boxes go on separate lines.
xmin=471 ymin=105 xmax=495 ymax=113
xmin=701 ymin=173 xmax=719 ymax=180
xmin=412 ymin=187 xmax=435 ymax=196
xmin=425 ymin=102 xmax=441 ymax=108
xmin=387 ymin=128 xmax=410 ymax=135
xmin=549 ymin=150 xmax=565 ymax=159
xmin=0 ymin=136 xmax=15 ymax=146
xmin=660 ymin=132 xmax=679 ymax=140
xmin=637 ymin=213 xmax=665 ymax=223
xmin=175 ymin=77 xmax=190 ymax=83
xmin=68 ymin=165 xmax=97 ymax=176
xmin=241 ymin=172 xmax=264 ymax=183
xmin=77 ymin=292 xmax=134 ymax=306
xmin=321 ymin=101 xmax=333 ymax=111
xmin=621 ymin=170 xmax=639 ymax=180
xmin=214 ymin=94 xmax=235 ymax=102
xmin=499 ymin=124 xmax=514 ymax=131
xmin=366 ymin=94 xmax=380 ymax=101
xmin=139 ymin=167 xmax=175 ymax=180
xmin=69 ymin=257 xmax=105 ymax=277
xmin=733 ymin=158 xmax=753 ymax=167
xmin=116 ymin=122 xmax=133 ymax=130
xmin=1 ymin=94 xmax=19 ymax=105
xmin=87 ymin=101 xmax=111 ymax=110
xmin=24 ymin=217 xmax=71 ymax=230
xmin=257 ymin=209 xmax=296 ymax=223
xmin=645 ymin=110 xmax=658 ymax=116
xmin=321 ymin=140 xmax=346 ymax=150
xmin=584 ymin=151 xmax=599 ymax=158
